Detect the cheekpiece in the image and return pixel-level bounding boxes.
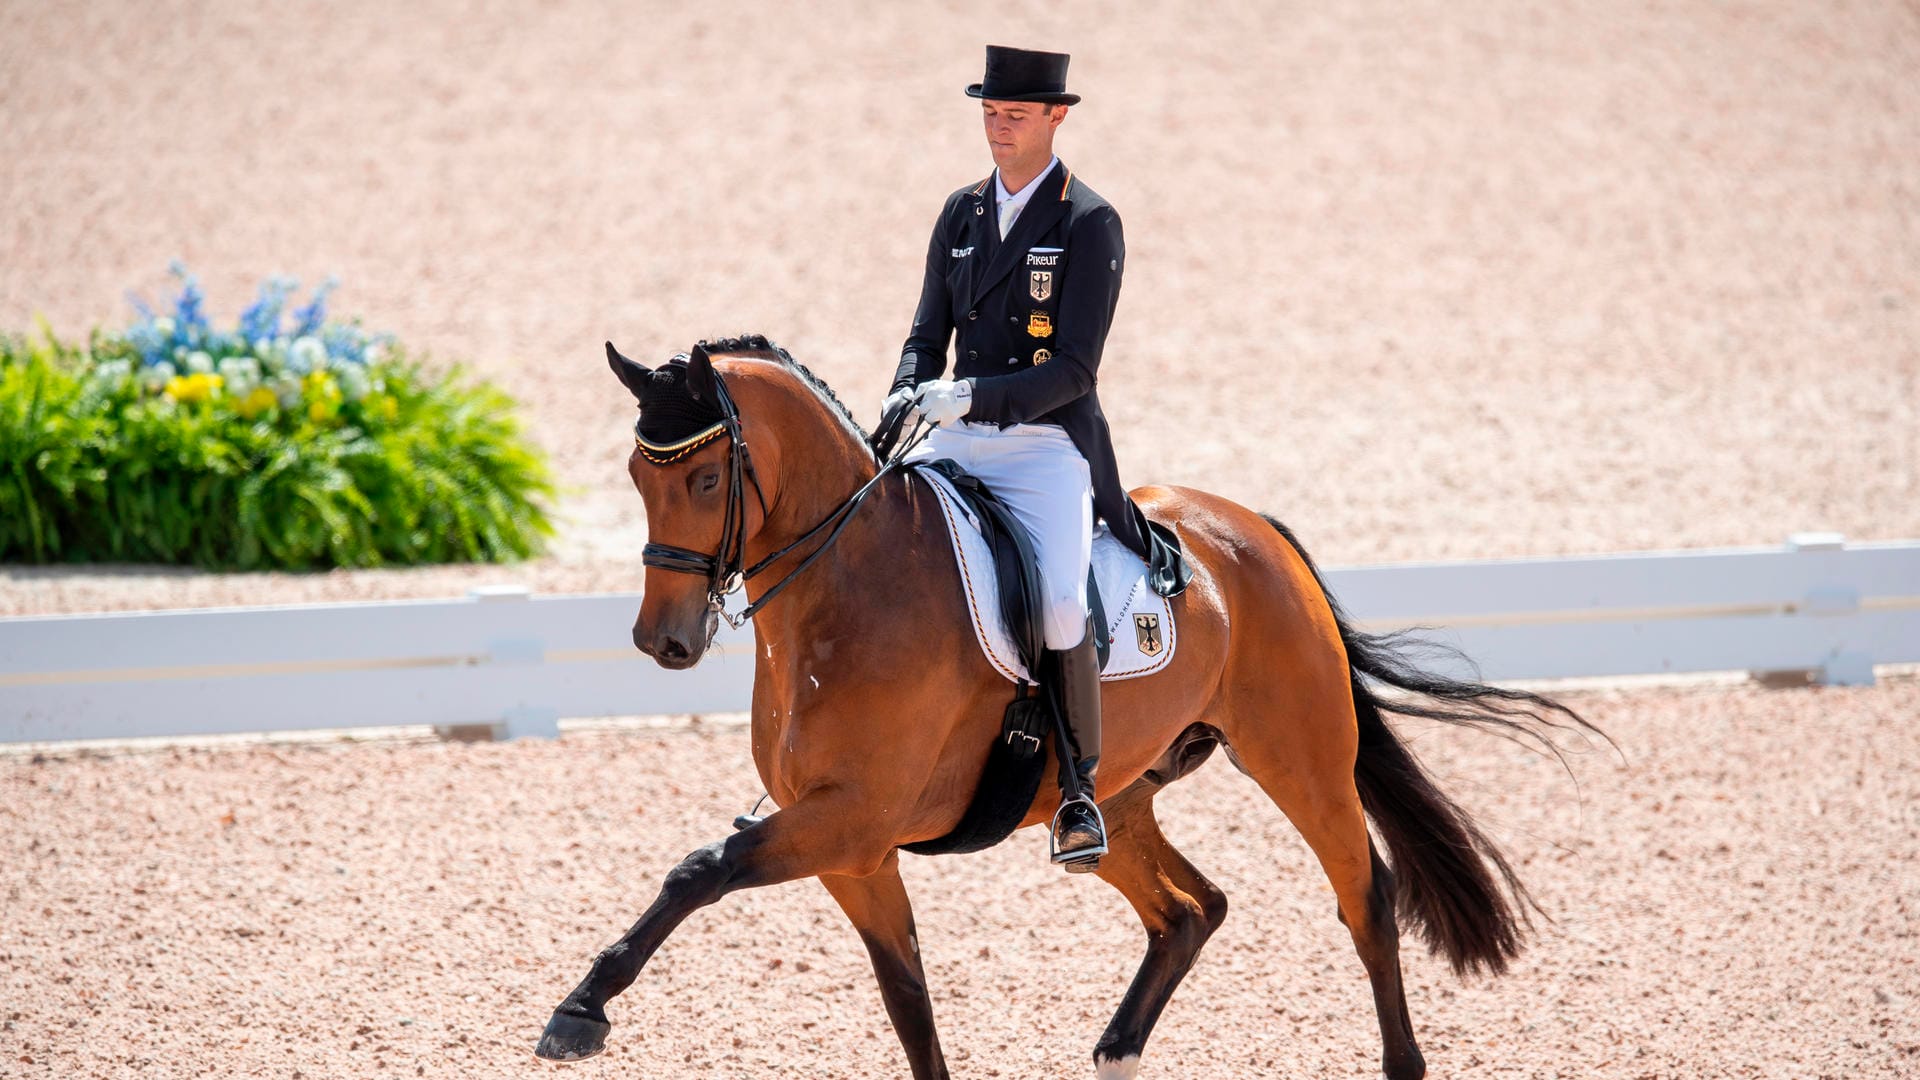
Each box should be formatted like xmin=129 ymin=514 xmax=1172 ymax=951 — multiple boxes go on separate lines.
xmin=965 ymin=45 xmax=1081 ymax=106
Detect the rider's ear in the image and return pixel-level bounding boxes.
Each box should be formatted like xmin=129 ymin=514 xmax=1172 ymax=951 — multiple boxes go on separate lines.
xmin=685 ymin=342 xmax=718 ymax=404
xmin=607 ymin=341 xmax=652 ymax=402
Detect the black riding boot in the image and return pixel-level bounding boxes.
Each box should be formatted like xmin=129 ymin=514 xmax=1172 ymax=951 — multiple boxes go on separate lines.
xmin=1049 ymin=617 xmax=1106 ymax=871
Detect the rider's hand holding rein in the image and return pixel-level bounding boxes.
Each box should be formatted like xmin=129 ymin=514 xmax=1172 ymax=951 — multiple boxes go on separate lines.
xmin=913 ymin=378 xmax=974 ymax=426
xmin=879 ymin=386 xmax=921 ymax=432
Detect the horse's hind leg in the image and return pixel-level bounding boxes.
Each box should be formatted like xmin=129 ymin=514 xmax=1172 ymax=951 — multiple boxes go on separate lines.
xmin=1224 ymin=695 xmax=1425 ymax=1080
xmin=819 ymin=853 xmax=949 ymax=1080
xmin=1089 ymin=775 xmax=1229 ymax=1079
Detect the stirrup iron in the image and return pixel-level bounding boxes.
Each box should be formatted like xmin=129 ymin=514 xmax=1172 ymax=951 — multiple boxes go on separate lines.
xmin=1049 ymin=793 xmax=1108 ymax=869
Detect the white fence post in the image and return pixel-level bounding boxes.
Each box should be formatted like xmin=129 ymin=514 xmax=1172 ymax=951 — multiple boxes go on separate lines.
xmin=461 ymin=585 xmax=561 ymax=740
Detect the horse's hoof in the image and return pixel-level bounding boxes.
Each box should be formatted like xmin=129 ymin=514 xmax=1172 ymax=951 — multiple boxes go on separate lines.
xmin=534 ymin=1010 xmax=611 ymax=1062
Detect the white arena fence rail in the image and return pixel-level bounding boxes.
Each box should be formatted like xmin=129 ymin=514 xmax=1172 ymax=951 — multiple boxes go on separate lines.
xmin=2 ymin=533 xmax=1914 ymax=745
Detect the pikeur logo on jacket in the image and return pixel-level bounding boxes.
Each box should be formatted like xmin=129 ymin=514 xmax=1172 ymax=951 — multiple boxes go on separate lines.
xmin=893 ymin=160 xmax=1190 ymax=597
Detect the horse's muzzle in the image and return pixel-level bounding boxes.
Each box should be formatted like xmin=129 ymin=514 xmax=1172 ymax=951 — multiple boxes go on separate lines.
xmin=634 ymin=628 xmax=695 ymax=669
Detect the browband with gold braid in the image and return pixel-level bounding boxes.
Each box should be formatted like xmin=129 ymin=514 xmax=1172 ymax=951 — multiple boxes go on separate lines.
xmin=634 ymin=423 xmax=726 ymax=465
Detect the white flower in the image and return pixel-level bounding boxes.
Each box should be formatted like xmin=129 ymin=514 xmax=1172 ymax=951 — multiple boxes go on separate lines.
xmin=218 ymin=357 xmax=261 ymax=395
xmin=153 ymin=316 xmax=176 ymax=338
xmin=91 ymin=359 xmax=133 ymax=387
xmin=256 ymin=337 xmax=288 ymax=374
xmin=362 ymin=341 xmax=388 ymax=366
xmin=272 ymin=373 xmax=304 ymax=409
xmin=289 ymin=336 xmax=327 ymax=373
xmin=336 ymin=363 xmax=370 ymax=401
xmin=184 ymin=350 xmax=214 ymax=374
xmin=142 ymin=361 xmax=176 ymax=392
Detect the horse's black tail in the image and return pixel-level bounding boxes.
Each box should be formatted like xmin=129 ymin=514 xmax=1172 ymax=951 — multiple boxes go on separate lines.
xmin=1261 ymin=514 xmax=1606 ymax=977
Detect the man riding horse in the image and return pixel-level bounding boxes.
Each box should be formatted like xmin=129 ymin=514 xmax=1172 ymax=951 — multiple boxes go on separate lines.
xmin=536 ymin=42 xmax=1601 ymax=1078
xmin=882 ymin=44 xmax=1190 ymax=870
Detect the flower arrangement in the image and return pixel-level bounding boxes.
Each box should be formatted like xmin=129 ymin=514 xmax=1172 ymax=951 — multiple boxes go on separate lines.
xmin=1 ymin=266 xmax=554 ymax=570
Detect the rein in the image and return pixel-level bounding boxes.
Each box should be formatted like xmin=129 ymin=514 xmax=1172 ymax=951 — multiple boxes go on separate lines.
xmin=638 ymin=370 xmax=929 ymax=630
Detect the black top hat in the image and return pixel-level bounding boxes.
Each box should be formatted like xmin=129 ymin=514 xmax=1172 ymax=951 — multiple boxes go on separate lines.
xmin=965 ymin=45 xmax=1080 ymax=106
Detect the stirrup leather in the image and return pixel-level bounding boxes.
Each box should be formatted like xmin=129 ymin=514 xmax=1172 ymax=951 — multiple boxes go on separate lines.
xmin=1048 ymin=794 xmax=1109 ymax=865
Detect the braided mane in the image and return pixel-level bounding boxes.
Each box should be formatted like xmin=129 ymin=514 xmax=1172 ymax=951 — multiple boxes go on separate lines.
xmin=692 ymin=333 xmax=872 ymax=445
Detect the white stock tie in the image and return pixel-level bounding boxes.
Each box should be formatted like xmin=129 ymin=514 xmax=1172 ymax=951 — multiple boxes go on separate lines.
xmin=998 ymin=198 xmax=1020 ymax=240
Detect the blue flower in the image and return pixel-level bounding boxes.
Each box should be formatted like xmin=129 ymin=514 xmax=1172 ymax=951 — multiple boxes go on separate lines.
xmin=237 ymin=275 xmax=298 ymax=345
xmin=289 ymin=277 xmax=338 ymax=339
xmin=168 ymin=262 xmax=211 ymax=349
xmin=122 ymin=265 xmax=383 ymax=377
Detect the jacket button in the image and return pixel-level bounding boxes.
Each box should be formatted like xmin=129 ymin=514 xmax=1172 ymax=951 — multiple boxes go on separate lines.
xmin=967 ymin=350 xmax=978 ymax=361
xmin=968 ymin=310 xmax=978 ymax=321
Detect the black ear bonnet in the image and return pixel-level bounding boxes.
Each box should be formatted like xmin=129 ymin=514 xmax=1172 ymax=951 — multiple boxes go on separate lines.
xmin=633 ymin=357 xmax=728 ymax=462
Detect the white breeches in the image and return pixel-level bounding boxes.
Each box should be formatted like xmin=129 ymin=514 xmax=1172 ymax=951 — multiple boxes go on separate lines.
xmin=908 ymin=419 xmax=1093 ymax=650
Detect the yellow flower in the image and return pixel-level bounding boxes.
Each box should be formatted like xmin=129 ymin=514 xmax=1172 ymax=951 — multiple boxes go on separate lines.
xmin=376 ymin=394 xmax=399 ymax=422
xmin=163 ymin=372 xmax=223 ymax=404
xmin=303 ymin=370 xmax=342 ymax=423
xmin=234 ymin=386 xmax=278 ymax=419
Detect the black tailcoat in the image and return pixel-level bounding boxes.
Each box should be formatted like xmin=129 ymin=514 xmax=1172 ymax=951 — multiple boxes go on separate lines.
xmin=892 ymin=160 xmax=1189 ymax=596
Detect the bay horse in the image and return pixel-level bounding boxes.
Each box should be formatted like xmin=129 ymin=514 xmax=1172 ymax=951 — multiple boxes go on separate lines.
xmin=535 ymin=336 xmax=1598 ymax=1079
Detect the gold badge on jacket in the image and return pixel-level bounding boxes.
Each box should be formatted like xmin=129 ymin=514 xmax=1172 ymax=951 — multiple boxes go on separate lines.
xmin=1032 ymin=348 xmax=1051 ymax=365
xmin=1026 ymin=311 xmax=1053 ymax=338
xmin=1029 ymin=270 xmax=1053 ymax=302
xmin=1135 ymin=613 xmax=1164 ymax=656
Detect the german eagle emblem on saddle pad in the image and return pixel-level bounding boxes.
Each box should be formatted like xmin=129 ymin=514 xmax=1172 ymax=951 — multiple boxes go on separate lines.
xmin=914 ymin=465 xmax=1177 ymax=684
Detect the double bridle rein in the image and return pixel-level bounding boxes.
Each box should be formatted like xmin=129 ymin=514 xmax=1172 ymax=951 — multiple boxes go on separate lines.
xmin=637 ymin=368 xmax=927 ymax=630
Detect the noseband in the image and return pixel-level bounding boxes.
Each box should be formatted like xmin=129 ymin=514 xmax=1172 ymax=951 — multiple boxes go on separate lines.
xmin=636 ymin=367 xmax=927 ymax=629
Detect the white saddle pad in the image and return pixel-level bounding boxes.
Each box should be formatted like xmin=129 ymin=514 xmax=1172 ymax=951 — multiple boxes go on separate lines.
xmin=915 ymin=465 xmax=1176 ymax=684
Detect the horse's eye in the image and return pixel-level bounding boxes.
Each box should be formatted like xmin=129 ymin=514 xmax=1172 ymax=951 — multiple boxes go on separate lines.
xmin=700 ymin=472 xmax=721 ymax=493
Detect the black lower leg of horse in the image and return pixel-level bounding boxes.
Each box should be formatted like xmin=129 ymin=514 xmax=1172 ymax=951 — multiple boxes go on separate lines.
xmin=1090 ymin=783 xmax=1228 ymax=1075
xmin=1340 ymin=843 xmax=1424 ymax=1080
xmin=535 ymin=834 xmax=752 ymax=1059
xmin=820 ymin=859 xmax=950 ymax=1080
xmin=536 ymin=807 xmax=869 ymax=1061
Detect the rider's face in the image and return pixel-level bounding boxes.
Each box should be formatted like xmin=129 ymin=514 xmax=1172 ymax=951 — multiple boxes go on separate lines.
xmin=981 ymin=99 xmax=1065 ymax=174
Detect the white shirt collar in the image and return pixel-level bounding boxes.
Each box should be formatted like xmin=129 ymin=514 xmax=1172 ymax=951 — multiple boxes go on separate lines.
xmin=994 ymin=155 xmax=1059 ymax=214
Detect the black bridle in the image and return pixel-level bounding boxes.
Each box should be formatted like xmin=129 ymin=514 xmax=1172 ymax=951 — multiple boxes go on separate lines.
xmin=638 ymin=370 xmax=928 ymax=630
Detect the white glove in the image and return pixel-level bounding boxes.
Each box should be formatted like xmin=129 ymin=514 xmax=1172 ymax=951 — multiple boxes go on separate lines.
xmin=913 ymin=378 xmax=974 ymax=427
xmin=880 ymin=386 xmax=921 ymax=430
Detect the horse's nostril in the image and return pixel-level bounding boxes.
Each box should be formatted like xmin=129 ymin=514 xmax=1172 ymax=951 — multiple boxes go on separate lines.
xmin=659 ymin=637 xmax=689 ymax=662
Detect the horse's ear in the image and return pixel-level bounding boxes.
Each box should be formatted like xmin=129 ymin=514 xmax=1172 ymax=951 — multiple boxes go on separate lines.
xmin=685 ymin=342 xmax=718 ymax=404
xmin=606 ymin=341 xmax=651 ymax=402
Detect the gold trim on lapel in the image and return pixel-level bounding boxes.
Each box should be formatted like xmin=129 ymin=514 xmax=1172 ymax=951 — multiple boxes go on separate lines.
xmin=965 ymin=160 xmax=1073 ymax=309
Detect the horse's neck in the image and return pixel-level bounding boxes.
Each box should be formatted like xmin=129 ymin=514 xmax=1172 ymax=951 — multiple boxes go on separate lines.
xmin=735 ymin=377 xmax=882 ymax=607
xmin=744 ymin=467 xmax=921 ymax=648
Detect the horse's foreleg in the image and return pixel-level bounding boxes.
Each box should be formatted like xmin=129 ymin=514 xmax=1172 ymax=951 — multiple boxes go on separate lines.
xmin=535 ymin=797 xmax=890 ymax=1061
xmin=1089 ymin=779 xmax=1229 ymax=1079
xmin=819 ymin=853 xmax=950 ymax=1080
